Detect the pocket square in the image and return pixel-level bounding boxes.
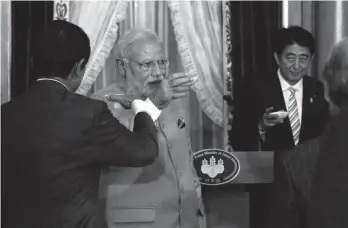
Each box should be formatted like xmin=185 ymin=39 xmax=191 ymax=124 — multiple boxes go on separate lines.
xmin=177 ymin=117 xmax=186 ymax=129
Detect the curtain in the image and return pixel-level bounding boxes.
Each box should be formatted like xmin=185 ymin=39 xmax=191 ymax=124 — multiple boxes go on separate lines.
xmin=1 ymin=1 xmax=11 ymax=104
xmin=168 ymin=1 xmax=224 ymax=127
xmin=226 ymin=1 xmax=281 ymax=147
xmin=88 ymin=1 xmax=224 ymax=152
xmin=10 ymin=1 xmax=53 ymax=99
xmin=223 ymin=1 xmax=233 ymax=151
xmin=69 ymin=1 xmax=128 ymax=95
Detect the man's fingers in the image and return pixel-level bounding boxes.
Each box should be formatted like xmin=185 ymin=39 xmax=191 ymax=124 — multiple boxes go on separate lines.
xmin=172 ymin=92 xmax=189 ymax=100
xmin=172 ymin=85 xmax=192 ymax=93
xmin=170 ymin=72 xmax=189 ymax=79
xmin=170 ymin=72 xmax=196 ymax=80
xmin=265 ymin=107 xmax=274 ymax=114
xmin=105 ymin=94 xmax=133 ymax=109
xmin=170 ymin=76 xmax=196 ymax=87
xmin=106 ymin=94 xmax=123 ymax=102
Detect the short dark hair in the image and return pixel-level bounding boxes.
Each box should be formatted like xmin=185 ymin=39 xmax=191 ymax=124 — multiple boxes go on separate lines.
xmin=33 ymin=20 xmax=91 ymax=79
xmin=273 ymin=26 xmax=315 ymax=56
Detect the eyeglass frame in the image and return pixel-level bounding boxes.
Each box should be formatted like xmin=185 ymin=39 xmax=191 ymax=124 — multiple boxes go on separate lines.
xmin=116 ymin=57 xmax=170 ymax=71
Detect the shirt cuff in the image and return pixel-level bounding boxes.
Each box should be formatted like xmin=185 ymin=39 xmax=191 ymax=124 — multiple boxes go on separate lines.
xmin=131 ymin=99 xmax=161 ymax=122
xmin=144 ymin=98 xmax=161 ymax=121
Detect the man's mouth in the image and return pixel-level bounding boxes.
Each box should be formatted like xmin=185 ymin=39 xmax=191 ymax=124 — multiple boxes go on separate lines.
xmin=290 ymin=71 xmax=302 ymax=76
xmin=148 ymin=80 xmax=162 ymax=85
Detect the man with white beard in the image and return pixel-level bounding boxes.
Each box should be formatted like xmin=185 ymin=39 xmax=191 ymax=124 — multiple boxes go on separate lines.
xmin=92 ymin=28 xmax=206 ymax=228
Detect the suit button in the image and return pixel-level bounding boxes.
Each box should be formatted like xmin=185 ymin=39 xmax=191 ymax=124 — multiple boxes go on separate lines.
xmin=180 ymin=210 xmax=183 ymax=215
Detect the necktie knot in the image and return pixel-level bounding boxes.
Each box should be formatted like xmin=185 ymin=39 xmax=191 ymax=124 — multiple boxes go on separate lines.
xmin=289 ymin=87 xmax=297 ymax=95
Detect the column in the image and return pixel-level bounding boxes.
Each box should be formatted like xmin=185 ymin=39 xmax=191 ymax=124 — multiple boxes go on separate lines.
xmin=314 ymin=1 xmax=348 ymax=80
xmin=0 ymin=1 xmax=11 ymax=104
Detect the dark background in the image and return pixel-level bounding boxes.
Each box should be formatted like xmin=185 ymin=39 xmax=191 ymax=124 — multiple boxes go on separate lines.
xmin=11 ymin=1 xmax=53 ymax=99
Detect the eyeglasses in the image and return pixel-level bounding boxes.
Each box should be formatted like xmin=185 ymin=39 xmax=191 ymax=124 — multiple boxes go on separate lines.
xmin=117 ymin=57 xmax=169 ymax=71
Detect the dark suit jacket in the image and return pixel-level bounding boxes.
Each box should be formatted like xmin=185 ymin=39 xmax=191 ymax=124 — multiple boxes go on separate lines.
xmin=305 ymin=101 xmax=348 ymax=228
xmin=1 ymin=80 xmax=158 ymax=228
xmin=231 ymin=75 xmax=329 ymax=152
xmin=270 ymin=137 xmax=321 ymax=228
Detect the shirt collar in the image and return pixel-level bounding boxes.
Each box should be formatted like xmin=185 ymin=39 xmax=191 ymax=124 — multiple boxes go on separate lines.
xmin=277 ymin=69 xmax=303 ymax=92
xmin=37 ymin=77 xmax=70 ymax=92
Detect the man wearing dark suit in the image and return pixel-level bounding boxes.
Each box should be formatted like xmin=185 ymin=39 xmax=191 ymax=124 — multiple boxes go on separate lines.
xmin=1 ymin=20 xmax=159 ymax=228
xmin=230 ymin=26 xmax=330 ymax=228
xmin=270 ymin=137 xmax=320 ymax=228
xmin=305 ymin=37 xmax=348 ymax=228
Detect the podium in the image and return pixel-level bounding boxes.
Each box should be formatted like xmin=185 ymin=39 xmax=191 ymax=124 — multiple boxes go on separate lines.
xmin=201 ymin=151 xmax=274 ymax=228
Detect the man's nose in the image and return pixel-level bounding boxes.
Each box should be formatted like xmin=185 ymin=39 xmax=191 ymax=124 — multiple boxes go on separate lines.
xmin=152 ymin=72 xmax=164 ymax=80
xmin=151 ymin=62 xmax=161 ymax=74
xmin=151 ymin=63 xmax=164 ymax=79
xmin=294 ymin=58 xmax=300 ymax=69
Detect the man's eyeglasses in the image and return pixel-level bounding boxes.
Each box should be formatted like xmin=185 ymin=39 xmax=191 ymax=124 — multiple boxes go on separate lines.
xmin=117 ymin=57 xmax=169 ymax=71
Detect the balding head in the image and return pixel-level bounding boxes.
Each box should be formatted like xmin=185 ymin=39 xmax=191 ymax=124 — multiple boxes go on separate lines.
xmin=115 ymin=28 xmax=161 ymax=59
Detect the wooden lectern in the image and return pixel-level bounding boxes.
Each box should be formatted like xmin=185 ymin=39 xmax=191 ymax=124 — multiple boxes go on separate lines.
xmin=202 ymin=152 xmax=274 ymax=228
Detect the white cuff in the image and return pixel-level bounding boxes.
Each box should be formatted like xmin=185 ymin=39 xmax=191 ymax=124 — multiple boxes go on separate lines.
xmin=131 ymin=99 xmax=161 ymax=122
xmin=144 ymin=98 xmax=161 ymax=121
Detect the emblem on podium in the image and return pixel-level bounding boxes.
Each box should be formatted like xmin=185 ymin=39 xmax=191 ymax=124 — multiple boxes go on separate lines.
xmin=193 ymin=149 xmax=240 ymax=185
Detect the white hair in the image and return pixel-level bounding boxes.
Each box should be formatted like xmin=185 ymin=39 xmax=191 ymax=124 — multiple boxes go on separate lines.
xmin=115 ymin=28 xmax=161 ymax=59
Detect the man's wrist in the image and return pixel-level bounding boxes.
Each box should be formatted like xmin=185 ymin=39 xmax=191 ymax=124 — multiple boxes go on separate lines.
xmin=131 ymin=99 xmax=161 ymax=122
xmin=144 ymin=98 xmax=161 ymax=121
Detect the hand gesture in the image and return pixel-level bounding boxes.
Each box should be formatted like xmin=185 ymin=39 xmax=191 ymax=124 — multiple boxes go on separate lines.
xmin=259 ymin=107 xmax=286 ymax=132
xmin=147 ymin=72 xmax=197 ymax=109
xmin=105 ymin=94 xmax=140 ymax=109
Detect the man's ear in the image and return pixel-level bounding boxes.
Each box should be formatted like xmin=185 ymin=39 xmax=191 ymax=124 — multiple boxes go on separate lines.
xmin=74 ymin=58 xmax=87 ymax=78
xmin=116 ymin=59 xmax=127 ymax=78
xmin=273 ymin=52 xmax=280 ymax=65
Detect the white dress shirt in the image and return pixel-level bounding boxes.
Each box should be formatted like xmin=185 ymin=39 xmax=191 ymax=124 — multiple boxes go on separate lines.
xmin=111 ymin=98 xmax=161 ymax=122
xmin=277 ymin=69 xmax=303 ymax=123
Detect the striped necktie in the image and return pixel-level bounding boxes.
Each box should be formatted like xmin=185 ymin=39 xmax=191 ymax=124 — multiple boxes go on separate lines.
xmin=288 ymin=87 xmax=300 ymax=145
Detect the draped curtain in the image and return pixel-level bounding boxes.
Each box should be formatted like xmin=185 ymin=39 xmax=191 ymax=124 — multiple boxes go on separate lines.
xmin=168 ymin=1 xmax=224 ymax=127
xmin=70 ymin=1 xmax=224 ymax=152
xmin=69 ymin=1 xmax=128 ymax=95
xmin=1 ymin=1 xmax=11 ymax=104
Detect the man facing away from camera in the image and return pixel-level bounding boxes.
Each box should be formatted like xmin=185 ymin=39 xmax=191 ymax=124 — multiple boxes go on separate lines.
xmin=305 ymin=37 xmax=348 ymax=228
xmin=92 ymin=28 xmax=206 ymax=228
xmin=2 ymin=21 xmax=159 ymax=228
